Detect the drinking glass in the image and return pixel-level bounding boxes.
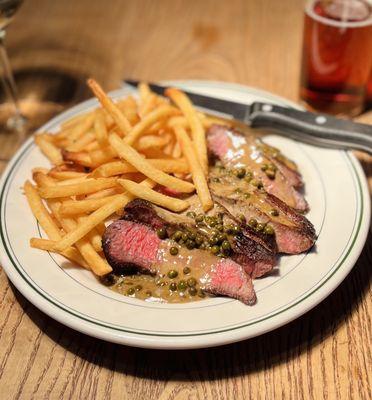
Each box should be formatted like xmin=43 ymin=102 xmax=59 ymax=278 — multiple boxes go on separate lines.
xmin=300 ymin=0 xmax=372 ymax=117
xmin=0 ymin=0 xmax=25 ymax=132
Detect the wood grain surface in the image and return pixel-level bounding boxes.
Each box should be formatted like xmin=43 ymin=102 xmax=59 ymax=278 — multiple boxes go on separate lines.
xmin=0 ymin=1 xmax=371 ymax=399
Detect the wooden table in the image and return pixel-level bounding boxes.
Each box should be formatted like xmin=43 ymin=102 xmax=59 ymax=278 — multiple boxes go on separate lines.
xmin=1 ymin=1 xmax=371 ymax=399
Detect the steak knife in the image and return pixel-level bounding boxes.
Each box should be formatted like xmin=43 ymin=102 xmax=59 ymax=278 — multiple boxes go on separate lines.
xmin=125 ymin=79 xmax=372 ymax=154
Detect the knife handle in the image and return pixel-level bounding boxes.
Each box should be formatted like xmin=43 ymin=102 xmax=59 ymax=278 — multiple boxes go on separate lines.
xmin=248 ymin=102 xmax=372 ymax=154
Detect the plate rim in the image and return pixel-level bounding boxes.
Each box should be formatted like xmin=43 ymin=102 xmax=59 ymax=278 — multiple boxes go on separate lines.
xmin=0 ymin=80 xmax=370 ymax=349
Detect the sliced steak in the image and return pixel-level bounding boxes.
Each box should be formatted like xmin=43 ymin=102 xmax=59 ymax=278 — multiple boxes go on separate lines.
xmin=208 ymin=169 xmax=316 ymax=254
xmin=102 ymin=219 xmax=256 ymax=304
xmin=207 ymin=124 xmax=308 ymax=212
xmin=123 ymin=199 xmax=277 ymax=278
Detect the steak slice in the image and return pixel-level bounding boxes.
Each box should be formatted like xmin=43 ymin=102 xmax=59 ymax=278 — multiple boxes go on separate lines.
xmin=102 ymin=219 xmax=256 ymax=304
xmin=207 ymin=124 xmax=308 ymax=212
xmin=123 ymin=199 xmax=277 ymax=278
xmin=208 ymin=168 xmax=316 ymax=254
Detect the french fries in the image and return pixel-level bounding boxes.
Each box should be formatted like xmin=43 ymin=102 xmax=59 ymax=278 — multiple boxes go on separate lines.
xmin=109 ymin=133 xmax=194 ymax=193
xmin=87 ymin=78 xmax=132 ymax=135
xmin=92 ymin=158 xmax=189 ymax=177
xmin=25 ymin=79 xmax=217 ymax=280
xmin=38 ymin=178 xmax=118 ymax=198
xmin=118 ymin=179 xmax=189 ymax=212
xmin=165 ymin=88 xmax=208 ymax=175
xmin=34 ymin=134 xmax=63 ymax=165
xmin=174 ymin=125 xmax=213 ymax=211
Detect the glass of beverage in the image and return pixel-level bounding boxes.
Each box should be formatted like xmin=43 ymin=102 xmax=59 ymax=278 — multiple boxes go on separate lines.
xmin=300 ymin=0 xmax=372 ymax=117
xmin=0 ymin=0 xmax=25 ymax=132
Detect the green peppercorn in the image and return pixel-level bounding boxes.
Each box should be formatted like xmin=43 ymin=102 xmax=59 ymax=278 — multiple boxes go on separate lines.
xmin=198 ymin=289 xmax=206 ymax=298
xmin=195 ymin=214 xmax=204 ymax=223
xmin=209 ymin=219 xmax=217 ymax=227
xmin=216 ymin=224 xmax=224 ymax=232
xmin=186 ymin=211 xmax=196 ymax=218
xmin=170 ymin=246 xmax=179 ymax=256
xmin=212 ymin=177 xmax=221 ymax=183
xmin=251 ymin=179 xmax=261 ymax=187
xmin=224 ymin=224 xmax=234 ymax=234
xmin=209 ymin=235 xmax=219 ymax=245
xmin=199 ymin=243 xmax=206 ymax=250
xmin=183 ymin=267 xmax=191 ymax=275
xmin=187 ymin=277 xmax=197 ymax=287
xmin=156 ymin=227 xmax=168 ymax=239
xmin=257 ymin=181 xmax=264 ymax=189
xmin=169 ymin=282 xmax=177 ymax=291
xmin=244 ymin=172 xmax=253 ymax=182
xmin=217 ymin=233 xmax=227 ymax=243
xmin=221 ymin=240 xmax=231 ymax=251
xmin=187 ymin=231 xmax=196 ymax=240
xmin=232 ymin=225 xmax=241 ymax=235
xmin=244 ymin=193 xmax=251 ymax=199
xmin=256 ymin=223 xmax=265 ymax=232
xmin=205 ymin=216 xmax=213 ymax=225
xmin=236 ymin=168 xmax=246 ymax=179
xmin=181 ymin=233 xmax=188 ymax=241
xmin=172 ymin=230 xmax=183 ymax=241
xmin=261 ymin=164 xmax=268 ymax=171
xmin=234 ymin=188 xmax=242 ymax=194
xmin=135 ymin=285 xmax=142 ymax=291
xmin=248 ymin=218 xmax=257 ymax=228
xmin=266 ymin=169 xmax=276 ymax=179
xmin=188 ymin=287 xmax=197 ymax=296
xmin=178 ymin=280 xmax=187 ymax=291
xmin=195 ymin=235 xmax=204 ymax=246
xmin=211 ymin=245 xmax=220 ymax=254
xmin=101 ymin=273 xmax=116 ymax=286
xmin=238 ymin=214 xmax=246 ymax=223
xmin=127 ymin=288 xmax=135 ymax=295
xmin=167 ymin=269 xmax=178 ymax=279
xmin=264 ymin=225 xmax=275 ymax=235
xmin=145 ymin=290 xmax=152 ymax=297
xmin=269 ymin=208 xmax=279 ymax=217
xmin=186 ymin=240 xmax=195 ymax=249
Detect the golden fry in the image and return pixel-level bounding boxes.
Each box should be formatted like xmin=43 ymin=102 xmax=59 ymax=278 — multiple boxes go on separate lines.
xmin=118 ymin=179 xmax=189 ymax=212
xmin=30 ymin=238 xmax=89 ymax=269
xmin=66 ymin=131 xmax=96 ymax=152
xmin=24 ymin=181 xmax=62 ymax=240
xmin=89 ymin=146 xmax=117 ymax=166
xmin=92 ymin=158 xmax=189 ymax=178
xmin=62 ymin=150 xmax=93 ymax=167
xmin=174 ymin=125 xmax=213 ymax=211
xmin=48 ymin=171 xmax=88 ymax=180
xmin=59 ymin=194 xmax=122 ymax=215
xmin=38 ymin=178 xmax=118 ymax=199
xmin=53 ymin=193 xmax=132 ymax=251
xmin=165 ymin=88 xmax=208 ymax=175
xmin=136 ymin=135 xmax=170 ymax=151
xmin=109 ymin=133 xmax=194 ymax=193
xmin=124 ymin=105 xmax=179 ymax=145
xmin=34 ymin=134 xmax=63 ymax=165
xmin=87 ymin=78 xmax=132 ymax=135
xmin=94 ymin=109 xmax=109 ymax=146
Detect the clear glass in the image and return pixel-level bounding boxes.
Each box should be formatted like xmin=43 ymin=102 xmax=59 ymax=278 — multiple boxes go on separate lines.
xmin=300 ymin=0 xmax=372 ymax=117
xmin=0 ymin=0 xmax=25 ymax=133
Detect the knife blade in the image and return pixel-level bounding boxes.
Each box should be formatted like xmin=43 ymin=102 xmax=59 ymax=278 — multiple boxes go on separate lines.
xmin=124 ymin=79 xmax=372 ymax=154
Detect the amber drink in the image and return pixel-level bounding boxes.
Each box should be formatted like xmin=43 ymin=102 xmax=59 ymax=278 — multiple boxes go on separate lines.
xmin=300 ymin=0 xmax=372 ymax=116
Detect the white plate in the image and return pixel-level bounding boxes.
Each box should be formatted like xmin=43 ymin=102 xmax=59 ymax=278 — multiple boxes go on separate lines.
xmin=0 ymin=80 xmax=370 ymax=349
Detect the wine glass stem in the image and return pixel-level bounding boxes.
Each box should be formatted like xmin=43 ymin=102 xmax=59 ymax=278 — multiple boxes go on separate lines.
xmin=0 ymin=34 xmax=22 ymax=119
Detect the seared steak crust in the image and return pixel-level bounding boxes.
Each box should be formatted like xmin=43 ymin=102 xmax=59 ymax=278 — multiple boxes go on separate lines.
xmin=207 ymin=124 xmax=308 ymax=212
xmin=122 ymin=199 xmax=277 ymax=278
